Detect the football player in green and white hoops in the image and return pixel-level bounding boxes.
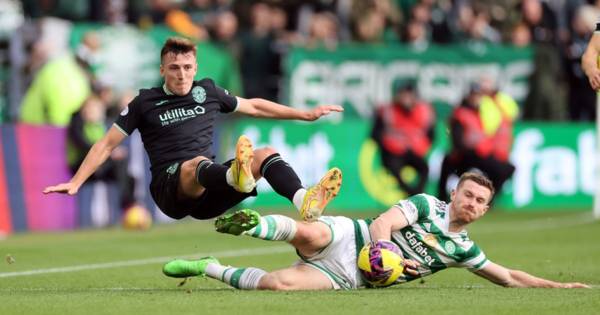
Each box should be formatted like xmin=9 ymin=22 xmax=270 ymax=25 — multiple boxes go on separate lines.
xmin=163 ymin=172 xmax=589 ymax=290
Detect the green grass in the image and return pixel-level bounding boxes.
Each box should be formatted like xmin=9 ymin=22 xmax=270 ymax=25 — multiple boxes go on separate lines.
xmin=1 ymin=211 xmax=599 ymax=315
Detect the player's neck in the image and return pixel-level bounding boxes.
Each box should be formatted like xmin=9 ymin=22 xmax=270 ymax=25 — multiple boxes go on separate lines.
xmin=448 ymin=203 xmax=467 ymax=232
xmin=448 ymin=220 xmax=466 ymax=233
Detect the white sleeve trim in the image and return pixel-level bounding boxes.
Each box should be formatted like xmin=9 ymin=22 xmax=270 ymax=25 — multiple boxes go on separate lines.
xmin=112 ymin=123 xmax=129 ymax=136
xmin=233 ymin=96 xmax=240 ymax=112
xmin=464 ymin=252 xmax=489 ymax=271
xmin=394 ymin=200 xmax=418 ymax=225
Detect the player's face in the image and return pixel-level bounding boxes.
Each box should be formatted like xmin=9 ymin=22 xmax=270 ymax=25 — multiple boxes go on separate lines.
xmin=160 ymin=52 xmax=197 ymax=96
xmin=450 ymin=180 xmax=491 ymax=224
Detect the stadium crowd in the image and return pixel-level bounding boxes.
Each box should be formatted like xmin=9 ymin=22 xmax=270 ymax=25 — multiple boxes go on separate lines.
xmin=1 ymin=0 xmax=599 ymax=123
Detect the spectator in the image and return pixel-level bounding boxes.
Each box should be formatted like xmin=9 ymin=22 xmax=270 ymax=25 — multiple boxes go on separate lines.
xmin=353 ymin=10 xmax=386 ymax=43
xmin=21 ymin=0 xmax=90 ymax=21
xmin=371 ymin=81 xmax=434 ymax=196
xmin=90 ymin=0 xmax=128 ymax=24
xmin=165 ymin=5 xmax=209 ymax=40
xmin=135 ymin=0 xmax=178 ymax=30
xmin=239 ymin=2 xmax=278 ymax=99
xmin=468 ymin=10 xmax=501 ymax=43
xmin=438 ymin=83 xmax=515 ymax=202
xmin=306 ymin=11 xmax=339 ymax=50
xmin=423 ymin=0 xmax=454 ymax=44
xmin=403 ymin=19 xmax=429 ymax=50
xmin=563 ymin=5 xmax=597 ymax=121
xmin=67 ymin=94 xmax=136 ymax=210
xmin=210 ymin=10 xmax=240 ymax=58
xmin=520 ymin=0 xmax=566 ymax=120
xmin=478 ymin=76 xmax=519 ymax=163
xmin=19 ymin=30 xmax=92 ymax=126
xmin=510 ymin=22 xmax=531 ymax=47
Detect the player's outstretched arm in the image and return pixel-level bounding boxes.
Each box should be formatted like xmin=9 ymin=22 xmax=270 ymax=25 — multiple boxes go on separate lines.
xmin=369 ymin=206 xmax=410 ymax=241
xmin=475 ymin=261 xmax=590 ymax=288
xmin=236 ymin=97 xmax=343 ymax=121
xmin=582 ymin=32 xmax=600 ymax=90
xmin=43 ymin=126 xmax=127 ymax=195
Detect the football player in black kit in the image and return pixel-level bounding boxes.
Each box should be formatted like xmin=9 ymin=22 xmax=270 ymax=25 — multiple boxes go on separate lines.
xmin=44 ymin=37 xmax=343 ymax=222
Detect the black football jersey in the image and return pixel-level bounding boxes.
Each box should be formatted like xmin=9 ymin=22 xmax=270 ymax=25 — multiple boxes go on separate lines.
xmin=114 ymin=78 xmax=238 ymax=173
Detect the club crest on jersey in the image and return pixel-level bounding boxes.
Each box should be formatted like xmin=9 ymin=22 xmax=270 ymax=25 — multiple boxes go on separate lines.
xmin=166 ymin=163 xmax=179 ymax=177
xmin=192 ymin=86 xmax=206 ymax=103
xmin=444 ymin=241 xmax=456 ymax=255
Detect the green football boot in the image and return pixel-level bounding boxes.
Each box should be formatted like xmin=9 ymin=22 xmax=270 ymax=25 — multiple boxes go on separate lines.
xmin=215 ymin=209 xmax=260 ymax=235
xmin=162 ymin=256 xmax=220 ymax=278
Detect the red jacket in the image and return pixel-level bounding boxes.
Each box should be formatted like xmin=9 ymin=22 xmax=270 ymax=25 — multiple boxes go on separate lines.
xmin=379 ymin=102 xmax=434 ymax=157
xmin=451 ymin=106 xmax=494 ymax=158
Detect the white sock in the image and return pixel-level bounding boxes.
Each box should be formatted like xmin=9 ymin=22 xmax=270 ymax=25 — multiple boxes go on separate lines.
xmin=204 ymin=263 xmax=266 ymax=290
xmin=225 ymin=168 xmax=235 ymax=187
xmin=292 ymin=188 xmax=307 ymax=211
xmin=221 ymin=267 xmax=267 ymax=290
xmin=205 ymin=262 xmax=228 ymax=279
xmin=244 ymin=215 xmax=297 ymax=241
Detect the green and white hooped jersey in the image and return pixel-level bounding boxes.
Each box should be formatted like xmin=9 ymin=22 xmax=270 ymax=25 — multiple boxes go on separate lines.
xmin=392 ymin=194 xmax=489 ymax=283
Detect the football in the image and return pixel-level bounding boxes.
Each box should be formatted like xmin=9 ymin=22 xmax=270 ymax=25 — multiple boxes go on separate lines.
xmin=122 ymin=205 xmax=152 ymax=230
xmin=357 ymin=240 xmax=404 ymax=287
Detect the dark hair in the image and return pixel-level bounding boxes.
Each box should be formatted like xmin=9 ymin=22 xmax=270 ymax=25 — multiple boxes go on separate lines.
xmin=457 ymin=171 xmax=495 ymax=200
xmin=160 ymin=37 xmax=197 ymax=63
xmin=394 ymin=79 xmax=416 ymax=93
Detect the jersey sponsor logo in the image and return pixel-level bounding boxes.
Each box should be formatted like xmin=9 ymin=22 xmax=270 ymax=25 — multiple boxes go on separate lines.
xmin=192 ymin=86 xmax=206 ymax=103
xmin=422 ymin=233 xmax=438 ymax=248
xmin=404 ymin=230 xmax=435 ymax=266
xmin=159 ymin=105 xmax=206 ymax=126
xmin=155 ymin=100 xmax=169 ymax=106
xmin=120 ymin=107 xmax=129 ymax=116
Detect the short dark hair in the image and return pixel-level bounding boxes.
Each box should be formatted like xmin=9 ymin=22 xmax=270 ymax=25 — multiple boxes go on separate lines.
xmin=393 ymin=79 xmax=416 ymax=93
xmin=160 ymin=37 xmax=197 ymax=63
xmin=456 ymin=171 xmax=495 ymax=200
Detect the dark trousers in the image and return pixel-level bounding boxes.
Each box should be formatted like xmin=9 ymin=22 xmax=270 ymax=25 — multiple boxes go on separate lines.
xmin=437 ymin=151 xmax=515 ymax=202
xmin=380 ymin=149 xmax=429 ymax=196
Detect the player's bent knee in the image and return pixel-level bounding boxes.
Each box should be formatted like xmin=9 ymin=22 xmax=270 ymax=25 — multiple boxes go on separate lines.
xmin=182 ymin=156 xmax=210 ymax=172
xmin=254 ymin=147 xmax=277 ymax=161
xmin=300 ymin=221 xmax=331 ymax=242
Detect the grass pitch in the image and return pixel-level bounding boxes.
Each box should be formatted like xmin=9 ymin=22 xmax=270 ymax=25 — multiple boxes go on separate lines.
xmin=1 ymin=210 xmax=599 ymax=315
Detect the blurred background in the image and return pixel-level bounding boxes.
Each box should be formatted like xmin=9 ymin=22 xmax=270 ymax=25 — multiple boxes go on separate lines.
xmin=0 ymin=0 xmax=597 ymax=235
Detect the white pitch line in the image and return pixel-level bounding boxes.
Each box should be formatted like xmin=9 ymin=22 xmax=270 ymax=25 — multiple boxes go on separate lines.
xmin=0 ymin=245 xmax=290 ymax=278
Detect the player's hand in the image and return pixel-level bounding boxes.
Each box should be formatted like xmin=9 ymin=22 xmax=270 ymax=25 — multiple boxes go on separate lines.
xmin=43 ymin=182 xmax=79 ymax=195
xmin=587 ymin=69 xmax=600 ymax=90
xmin=561 ymin=282 xmax=591 ymax=289
xmin=401 ymin=259 xmax=421 ymax=277
xmin=306 ymin=105 xmax=344 ymax=121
